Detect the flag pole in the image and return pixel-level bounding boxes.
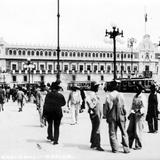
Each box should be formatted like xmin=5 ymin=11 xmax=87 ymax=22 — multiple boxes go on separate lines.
xmin=144 ymin=7 xmax=147 ymax=35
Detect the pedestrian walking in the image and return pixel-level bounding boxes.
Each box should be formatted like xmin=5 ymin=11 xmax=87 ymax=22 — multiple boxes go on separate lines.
xmin=104 ymin=80 xmax=130 ymax=153
xmin=127 ymin=83 xmax=147 ymax=150
xmin=5 ymin=86 xmax=10 ymax=102
xmin=35 ymin=84 xmax=47 ymax=127
xmin=43 ymin=81 xmax=66 ymax=145
xmin=85 ymin=81 xmax=104 ymax=151
xmin=67 ymin=86 xmax=82 ymax=125
xmin=146 ymin=84 xmax=160 ymax=133
xmin=17 ymin=87 xmax=25 ymax=112
xmin=0 ymin=85 xmax=5 ymax=112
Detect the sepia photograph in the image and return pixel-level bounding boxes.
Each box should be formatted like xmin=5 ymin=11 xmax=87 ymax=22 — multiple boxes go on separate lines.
xmin=0 ymin=0 xmax=160 ymax=159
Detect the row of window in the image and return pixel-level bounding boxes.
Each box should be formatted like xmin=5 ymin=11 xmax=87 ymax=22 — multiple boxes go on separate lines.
xmin=11 ymin=63 xmax=138 ymax=72
xmin=12 ymin=74 xmax=104 ymax=82
xmin=7 ymin=49 xmax=136 ymax=59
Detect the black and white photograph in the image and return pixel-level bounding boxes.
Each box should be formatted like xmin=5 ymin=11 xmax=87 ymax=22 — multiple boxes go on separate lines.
xmin=0 ymin=0 xmax=160 ymax=159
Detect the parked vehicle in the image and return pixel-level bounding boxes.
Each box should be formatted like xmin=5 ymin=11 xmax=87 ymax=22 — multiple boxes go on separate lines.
xmin=67 ymin=81 xmax=94 ymax=90
xmin=104 ymin=78 xmax=155 ymax=93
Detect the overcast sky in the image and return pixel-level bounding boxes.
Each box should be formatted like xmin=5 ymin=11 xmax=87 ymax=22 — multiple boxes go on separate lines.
xmin=0 ymin=0 xmax=160 ymax=48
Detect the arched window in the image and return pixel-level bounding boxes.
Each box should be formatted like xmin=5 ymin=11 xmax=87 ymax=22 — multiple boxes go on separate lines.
xmin=128 ymin=54 xmax=130 ymax=58
xmin=93 ymin=53 xmax=95 ymax=57
xmin=45 ymin=51 xmax=48 ymax=56
xmin=18 ymin=50 xmax=21 ymax=55
xmin=32 ymin=51 xmax=34 ymax=56
xmin=36 ymin=51 xmax=39 ymax=56
xmin=9 ymin=50 xmax=12 ymax=55
xmin=65 ymin=52 xmax=68 ymax=57
xmin=27 ymin=51 xmax=30 ymax=55
xmin=23 ymin=50 xmax=25 ymax=55
xmin=13 ymin=50 xmax=16 ymax=55
xmin=40 ymin=51 xmax=43 ymax=56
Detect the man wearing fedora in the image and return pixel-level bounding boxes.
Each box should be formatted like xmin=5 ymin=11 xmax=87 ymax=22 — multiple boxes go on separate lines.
xmin=43 ymin=81 xmax=66 ymax=145
xmin=85 ymin=81 xmax=104 ymax=151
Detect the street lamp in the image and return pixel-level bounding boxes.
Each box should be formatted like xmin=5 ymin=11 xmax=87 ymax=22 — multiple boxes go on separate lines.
xmin=23 ymin=58 xmax=35 ymax=102
xmin=56 ymin=0 xmax=60 ymax=82
xmin=105 ymin=25 xmax=123 ymax=80
xmin=128 ymin=38 xmax=136 ymax=73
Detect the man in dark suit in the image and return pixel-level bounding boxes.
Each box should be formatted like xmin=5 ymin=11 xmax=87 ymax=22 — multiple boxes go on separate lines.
xmin=43 ymin=81 xmax=66 ymax=145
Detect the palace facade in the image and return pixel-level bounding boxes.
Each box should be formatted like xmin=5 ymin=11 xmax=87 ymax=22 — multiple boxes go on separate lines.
xmin=0 ymin=34 xmax=160 ymax=89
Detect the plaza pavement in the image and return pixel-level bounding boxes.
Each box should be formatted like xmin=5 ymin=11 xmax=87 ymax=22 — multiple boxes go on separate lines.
xmin=0 ymin=93 xmax=160 ymax=160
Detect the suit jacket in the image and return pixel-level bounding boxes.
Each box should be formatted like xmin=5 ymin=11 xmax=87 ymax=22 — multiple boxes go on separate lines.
xmin=104 ymin=90 xmax=126 ymax=123
xmin=43 ymin=90 xmax=66 ymax=119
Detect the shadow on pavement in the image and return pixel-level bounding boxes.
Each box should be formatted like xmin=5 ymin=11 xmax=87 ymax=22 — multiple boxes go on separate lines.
xmin=23 ymin=124 xmax=42 ymax=127
xmin=26 ymin=138 xmax=49 ymax=144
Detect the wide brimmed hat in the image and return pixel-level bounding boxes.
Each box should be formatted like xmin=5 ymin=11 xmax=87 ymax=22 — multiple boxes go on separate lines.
xmin=50 ymin=81 xmax=62 ymax=90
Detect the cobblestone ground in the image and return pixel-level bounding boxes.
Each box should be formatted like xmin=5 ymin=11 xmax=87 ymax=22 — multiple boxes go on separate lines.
xmin=0 ymin=92 xmax=160 ymax=160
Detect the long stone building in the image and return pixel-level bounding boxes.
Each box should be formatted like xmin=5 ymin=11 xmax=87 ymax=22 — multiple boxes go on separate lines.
xmin=0 ymin=34 xmax=160 ymax=89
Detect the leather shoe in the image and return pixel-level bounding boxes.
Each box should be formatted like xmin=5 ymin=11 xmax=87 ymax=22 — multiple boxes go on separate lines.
xmin=53 ymin=141 xmax=58 ymax=145
xmin=96 ymin=147 xmax=104 ymax=151
xmin=47 ymin=136 xmax=54 ymax=141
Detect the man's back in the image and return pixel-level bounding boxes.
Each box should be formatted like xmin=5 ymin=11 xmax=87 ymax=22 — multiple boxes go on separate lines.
xmin=105 ymin=90 xmax=126 ymax=122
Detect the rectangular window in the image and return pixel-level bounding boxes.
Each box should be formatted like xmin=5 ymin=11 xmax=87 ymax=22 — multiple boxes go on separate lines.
xmin=79 ymin=65 xmax=83 ymax=72
xmin=48 ymin=65 xmax=52 ymax=70
xmin=12 ymin=64 xmax=17 ymax=70
xmin=87 ymin=65 xmax=91 ymax=71
xmin=12 ymin=75 xmax=16 ymax=82
xmin=145 ymin=65 xmax=149 ymax=71
xmin=101 ymin=75 xmax=104 ymax=81
xmin=72 ymin=65 xmax=76 ymax=71
xmin=40 ymin=64 xmax=45 ymax=70
xmin=24 ymin=75 xmax=27 ymax=82
xmin=87 ymin=75 xmax=91 ymax=81
xmin=72 ymin=75 xmax=76 ymax=81
xmin=100 ymin=65 xmax=104 ymax=71
xmin=41 ymin=76 xmax=44 ymax=82
xmin=107 ymin=66 xmax=111 ymax=73
xmin=64 ymin=65 xmax=68 ymax=72
xmin=94 ymin=65 xmax=97 ymax=72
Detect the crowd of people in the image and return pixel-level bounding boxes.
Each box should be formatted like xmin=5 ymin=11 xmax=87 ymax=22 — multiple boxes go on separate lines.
xmin=0 ymin=80 xmax=160 ymax=154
